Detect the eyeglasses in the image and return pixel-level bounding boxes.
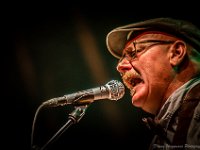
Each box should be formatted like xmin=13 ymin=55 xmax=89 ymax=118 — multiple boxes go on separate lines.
xmin=119 ymin=40 xmax=175 ymax=63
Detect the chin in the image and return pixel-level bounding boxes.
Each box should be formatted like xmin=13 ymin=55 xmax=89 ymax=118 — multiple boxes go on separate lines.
xmin=131 ymin=97 xmax=144 ymax=108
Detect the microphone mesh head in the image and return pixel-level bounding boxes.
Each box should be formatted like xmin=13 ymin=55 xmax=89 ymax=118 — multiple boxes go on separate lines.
xmin=105 ymin=80 xmax=125 ymax=100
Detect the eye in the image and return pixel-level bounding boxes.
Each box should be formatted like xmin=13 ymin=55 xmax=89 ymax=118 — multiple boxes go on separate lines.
xmin=127 ymin=50 xmax=136 ymax=57
xmin=125 ymin=47 xmax=135 ymax=58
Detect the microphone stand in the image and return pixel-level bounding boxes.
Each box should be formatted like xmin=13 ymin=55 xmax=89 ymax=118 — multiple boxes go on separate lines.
xmin=39 ymin=104 xmax=89 ymax=150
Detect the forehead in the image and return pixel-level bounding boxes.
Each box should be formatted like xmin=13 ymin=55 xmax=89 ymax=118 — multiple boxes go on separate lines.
xmin=125 ymin=32 xmax=179 ymax=47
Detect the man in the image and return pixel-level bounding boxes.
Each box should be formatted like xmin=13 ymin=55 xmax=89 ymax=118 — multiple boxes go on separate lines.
xmin=106 ymin=18 xmax=200 ymax=149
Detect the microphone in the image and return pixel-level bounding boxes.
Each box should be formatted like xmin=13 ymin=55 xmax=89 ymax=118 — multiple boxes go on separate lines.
xmin=42 ymin=80 xmax=125 ymax=107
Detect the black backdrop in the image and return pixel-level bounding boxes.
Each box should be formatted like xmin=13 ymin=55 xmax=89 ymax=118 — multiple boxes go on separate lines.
xmin=4 ymin=1 xmax=199 ymax=150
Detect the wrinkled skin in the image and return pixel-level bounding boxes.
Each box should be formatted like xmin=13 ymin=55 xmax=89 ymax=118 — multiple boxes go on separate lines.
xmin=116 ymin=33 xmax=189 ymax=114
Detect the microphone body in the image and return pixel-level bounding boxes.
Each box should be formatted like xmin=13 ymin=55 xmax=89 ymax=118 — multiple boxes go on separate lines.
xmin=42 ymin=80 xmax=125 ymax=107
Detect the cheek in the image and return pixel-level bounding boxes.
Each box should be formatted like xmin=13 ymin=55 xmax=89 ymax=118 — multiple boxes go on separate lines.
xmin=139 ymin=52 xmax=171 ymax=81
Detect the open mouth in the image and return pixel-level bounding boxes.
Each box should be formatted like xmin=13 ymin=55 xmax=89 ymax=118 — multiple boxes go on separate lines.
xmin=129 ymin=78 xmax=143 ymax=87
xmin=122 ymin=70 xmax=143 ymax=96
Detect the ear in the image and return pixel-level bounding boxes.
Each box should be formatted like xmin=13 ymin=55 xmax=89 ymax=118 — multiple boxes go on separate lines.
xmin=169 ymin=40 xmax=187 ymax=67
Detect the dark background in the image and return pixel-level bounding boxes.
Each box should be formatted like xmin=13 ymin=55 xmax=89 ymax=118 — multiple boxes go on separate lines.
xmin=4 ymin=1 xmax=200 ymax=150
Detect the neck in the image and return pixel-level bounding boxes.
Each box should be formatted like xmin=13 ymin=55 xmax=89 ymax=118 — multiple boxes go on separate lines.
xmin=162 ymin=61 xmax=198 ymax=108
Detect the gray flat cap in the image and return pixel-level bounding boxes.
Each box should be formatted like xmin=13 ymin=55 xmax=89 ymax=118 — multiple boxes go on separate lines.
xmin=106 ymin=17 xmax=200 ymax=59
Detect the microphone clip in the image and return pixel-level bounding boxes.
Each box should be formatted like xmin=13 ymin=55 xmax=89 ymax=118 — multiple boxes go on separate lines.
xmin=68 ymin=105 xmax=89 ymax=124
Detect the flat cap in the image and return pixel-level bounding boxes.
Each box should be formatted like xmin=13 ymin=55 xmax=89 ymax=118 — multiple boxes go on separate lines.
xmin=106 ymin=17 xmax=200 ymax=59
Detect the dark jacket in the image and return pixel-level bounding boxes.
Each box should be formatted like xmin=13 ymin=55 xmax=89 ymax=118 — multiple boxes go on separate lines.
xmin=148 ymin=81 xmax=200 ymax=149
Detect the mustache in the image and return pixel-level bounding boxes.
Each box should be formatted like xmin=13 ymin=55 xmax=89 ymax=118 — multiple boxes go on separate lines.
xmin=121 ymin=70 xmax=141 ymax=88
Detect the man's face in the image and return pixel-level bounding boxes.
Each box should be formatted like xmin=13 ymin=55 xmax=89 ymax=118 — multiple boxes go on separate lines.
xmin=116 ymin=33 xmax=177 ymax=114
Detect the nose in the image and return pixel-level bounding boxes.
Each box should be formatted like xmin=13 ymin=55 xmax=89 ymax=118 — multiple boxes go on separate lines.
xmin=116 ymin=58 xmax=132 ymax=74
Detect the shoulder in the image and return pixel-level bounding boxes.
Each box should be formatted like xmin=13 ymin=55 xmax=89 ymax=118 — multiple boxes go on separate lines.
xmin=184 ymin=82 xmax=200 ymax=101
xmin=186 ymin=82 xmax=200 ymax=145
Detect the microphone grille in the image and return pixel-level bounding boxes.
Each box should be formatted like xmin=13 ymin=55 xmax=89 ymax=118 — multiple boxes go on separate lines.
xmin=105 ymin=80 xmax=125 ymax=100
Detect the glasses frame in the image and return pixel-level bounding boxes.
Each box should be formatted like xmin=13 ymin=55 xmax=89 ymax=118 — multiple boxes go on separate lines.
xmin=119 ymin=40 xmax=175 ymax=63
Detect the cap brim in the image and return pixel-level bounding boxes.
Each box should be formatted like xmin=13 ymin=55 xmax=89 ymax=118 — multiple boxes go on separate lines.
xmin=106 ymin=27 xmax=147 ymax=59
xmin=106 ymin=18 xmax=200 ymax=59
